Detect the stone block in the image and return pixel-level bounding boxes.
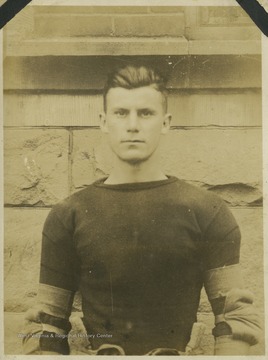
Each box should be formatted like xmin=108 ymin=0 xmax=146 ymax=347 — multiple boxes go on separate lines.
xmin=91 ymin=6 xmax=150 ymax=14
xmin=169 ymin=91 xmax=262 ymax=127
xmin=35 ymin=5 xmax=93 ymax=14
xmin=189 ymin=40 xmax=261 ymax=55
xmin=69 ymin=15 xmax=112 ymax=37
xmin=4 ymin=129 xmax=69 ymax=206
xmin=72 ymin=129 xmax=110 ymax=190
xmin=4 ymin=94 xmax=103 ymax=127
xmin=199 ymin=7 xmax=252 ymax=26
xmin=4 ymin=208 xmax=50 ymax=312
xmin=34 ymin=14 xmax=71 ymax=38
xmin=4 ymin=56 xmax=108 ymax=90
xmin=159 ymin=129 xmax=262 ymax=201
xmin=149 ymin=6 xmax=184 ymax=13
xmin=166 ymin=55 xmax=261 ymax=89
xmin=114 ymin=14 xmax=185 ymax=37
xmin=187 ymin=26 xmax=260 ymax=41
xmin=184 ymin=7 xmax=260 ymax=42
xmin=35 ymin=14 xmax=113 ymax=37
xmin=187 ymin=55 xmax=261 ymax=89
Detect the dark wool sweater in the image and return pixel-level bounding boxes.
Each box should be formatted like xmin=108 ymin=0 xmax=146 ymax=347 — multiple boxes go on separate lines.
xmin=40 ymin=176 xmax=241 ymax=354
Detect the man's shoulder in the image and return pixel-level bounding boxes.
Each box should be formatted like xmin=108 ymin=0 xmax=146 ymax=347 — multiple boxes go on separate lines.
xmin=45 ymin=180 xmax=101 ymax=226
xmin=54 ymin=179 xmax=104 ymax=210
xmin=175 ymin=179 xmax=236 ymax=233
xmin=176 ymin=178 xmax=224 ymax=211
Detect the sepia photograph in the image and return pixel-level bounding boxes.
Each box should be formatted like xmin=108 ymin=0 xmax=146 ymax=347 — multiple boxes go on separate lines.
xmin=1 ymin=0 xmax=267 ymax=356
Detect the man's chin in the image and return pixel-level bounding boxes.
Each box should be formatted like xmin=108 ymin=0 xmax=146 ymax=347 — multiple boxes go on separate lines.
xmin=118 ymin=154 xmax=151 ymax=165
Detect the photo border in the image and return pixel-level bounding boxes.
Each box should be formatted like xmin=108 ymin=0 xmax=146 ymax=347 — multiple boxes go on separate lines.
xmin=1 ymin=1 xmax=267 ymax=359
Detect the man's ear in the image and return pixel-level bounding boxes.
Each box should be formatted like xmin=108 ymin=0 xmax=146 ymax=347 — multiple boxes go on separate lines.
xmin=99 ymin=112 xmax=109 ymax=133
xmin=161 ymin=113 xmax=172 ymax=134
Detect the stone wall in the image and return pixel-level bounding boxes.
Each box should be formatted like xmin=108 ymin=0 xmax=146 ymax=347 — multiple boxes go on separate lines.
xmin=3 ymin=4 xmax=264 ymax=355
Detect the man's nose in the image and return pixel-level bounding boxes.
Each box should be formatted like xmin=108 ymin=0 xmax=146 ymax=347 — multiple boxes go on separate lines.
xmin=127 ymin=112 xmax=140 ymax=132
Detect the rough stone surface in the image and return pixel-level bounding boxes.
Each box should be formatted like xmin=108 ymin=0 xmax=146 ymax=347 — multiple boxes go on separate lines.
xmin=4 ymin=312 xmax=25 ymax=355
xmin=160 ymin=129 xmax=262 ymax=195
xmin=72 ymin=129 xmax=107 ymax=190
xmin=206 ymin=183 xmax=262 ymax=207
xmin=4 ymin=129 xmax=69 ymax=206
xmin=4 ymin=208 xmax=50 ymax=312
xmin=72 ymin=129 xmax=262 ymax=206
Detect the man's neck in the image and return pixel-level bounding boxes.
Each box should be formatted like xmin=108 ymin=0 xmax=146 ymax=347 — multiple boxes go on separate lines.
xmin=104 ymin=160 xmax=167 ymax=185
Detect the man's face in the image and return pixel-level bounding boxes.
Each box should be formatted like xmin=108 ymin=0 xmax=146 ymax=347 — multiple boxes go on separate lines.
xmin=100 ymin=86 xmax=171 ymax=165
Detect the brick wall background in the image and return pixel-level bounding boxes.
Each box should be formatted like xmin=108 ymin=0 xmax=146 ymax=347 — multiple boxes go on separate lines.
xmin=3 ymin=5 xmax=264 ymax=355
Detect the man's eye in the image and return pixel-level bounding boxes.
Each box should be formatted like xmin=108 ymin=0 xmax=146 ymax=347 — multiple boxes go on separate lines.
xmin=140 ymin=110 xmax=153 ymax=118
xmin=115 ymin=110 xmax=127 ymax=117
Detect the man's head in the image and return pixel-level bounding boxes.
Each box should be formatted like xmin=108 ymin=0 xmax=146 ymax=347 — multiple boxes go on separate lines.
xmin=100 ymin=64 xmax=172 ymax=165
xmin=103 ymin=65 xmax=168 ymax=113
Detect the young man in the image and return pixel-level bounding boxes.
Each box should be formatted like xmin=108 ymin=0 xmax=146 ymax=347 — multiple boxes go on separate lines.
xmin=23 ymin=64 xmax=261 ymax=355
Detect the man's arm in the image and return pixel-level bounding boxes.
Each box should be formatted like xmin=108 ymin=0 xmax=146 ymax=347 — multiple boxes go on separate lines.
xmin=22 ymin=285 xmax=75 ymax=355
xmin=22 ymin=202 xmax=80 ymax=355
xmin=202 ymin=198 xmax=262 ymax=355
xmin=204 ymin=265 xmax=261 ymax=355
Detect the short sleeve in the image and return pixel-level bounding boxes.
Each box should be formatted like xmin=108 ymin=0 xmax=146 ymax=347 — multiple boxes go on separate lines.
xmin=22 ymin=202 xmax=81 ymax=355
xmin=40 ymin=204 xmax=81 ymax=291
xmin=202 ymin=198 xmax=241 ymax=270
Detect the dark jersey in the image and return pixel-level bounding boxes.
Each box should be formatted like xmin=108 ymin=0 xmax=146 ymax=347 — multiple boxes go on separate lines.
xmin=39 ymin=176 xmax=241 ymax=354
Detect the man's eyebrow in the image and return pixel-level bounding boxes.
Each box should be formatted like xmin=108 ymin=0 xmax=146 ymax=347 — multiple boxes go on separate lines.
xmin=111 ymin=107 xmax=129 ymax=111
xmin=138 ymin=108 xmax=156 ymax=112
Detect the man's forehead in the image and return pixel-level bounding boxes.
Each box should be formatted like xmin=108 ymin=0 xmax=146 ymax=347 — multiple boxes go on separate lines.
xmin=106 ymin=86 xmax=163 ymax=108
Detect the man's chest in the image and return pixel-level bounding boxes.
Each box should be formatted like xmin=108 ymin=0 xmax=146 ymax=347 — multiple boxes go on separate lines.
xmin=73 ymin=198 xmax=203 ymax=283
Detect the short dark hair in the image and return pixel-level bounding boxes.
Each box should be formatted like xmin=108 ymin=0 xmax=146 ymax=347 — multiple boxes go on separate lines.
xmin=103 ymin=64 xmax=168 ymax=113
